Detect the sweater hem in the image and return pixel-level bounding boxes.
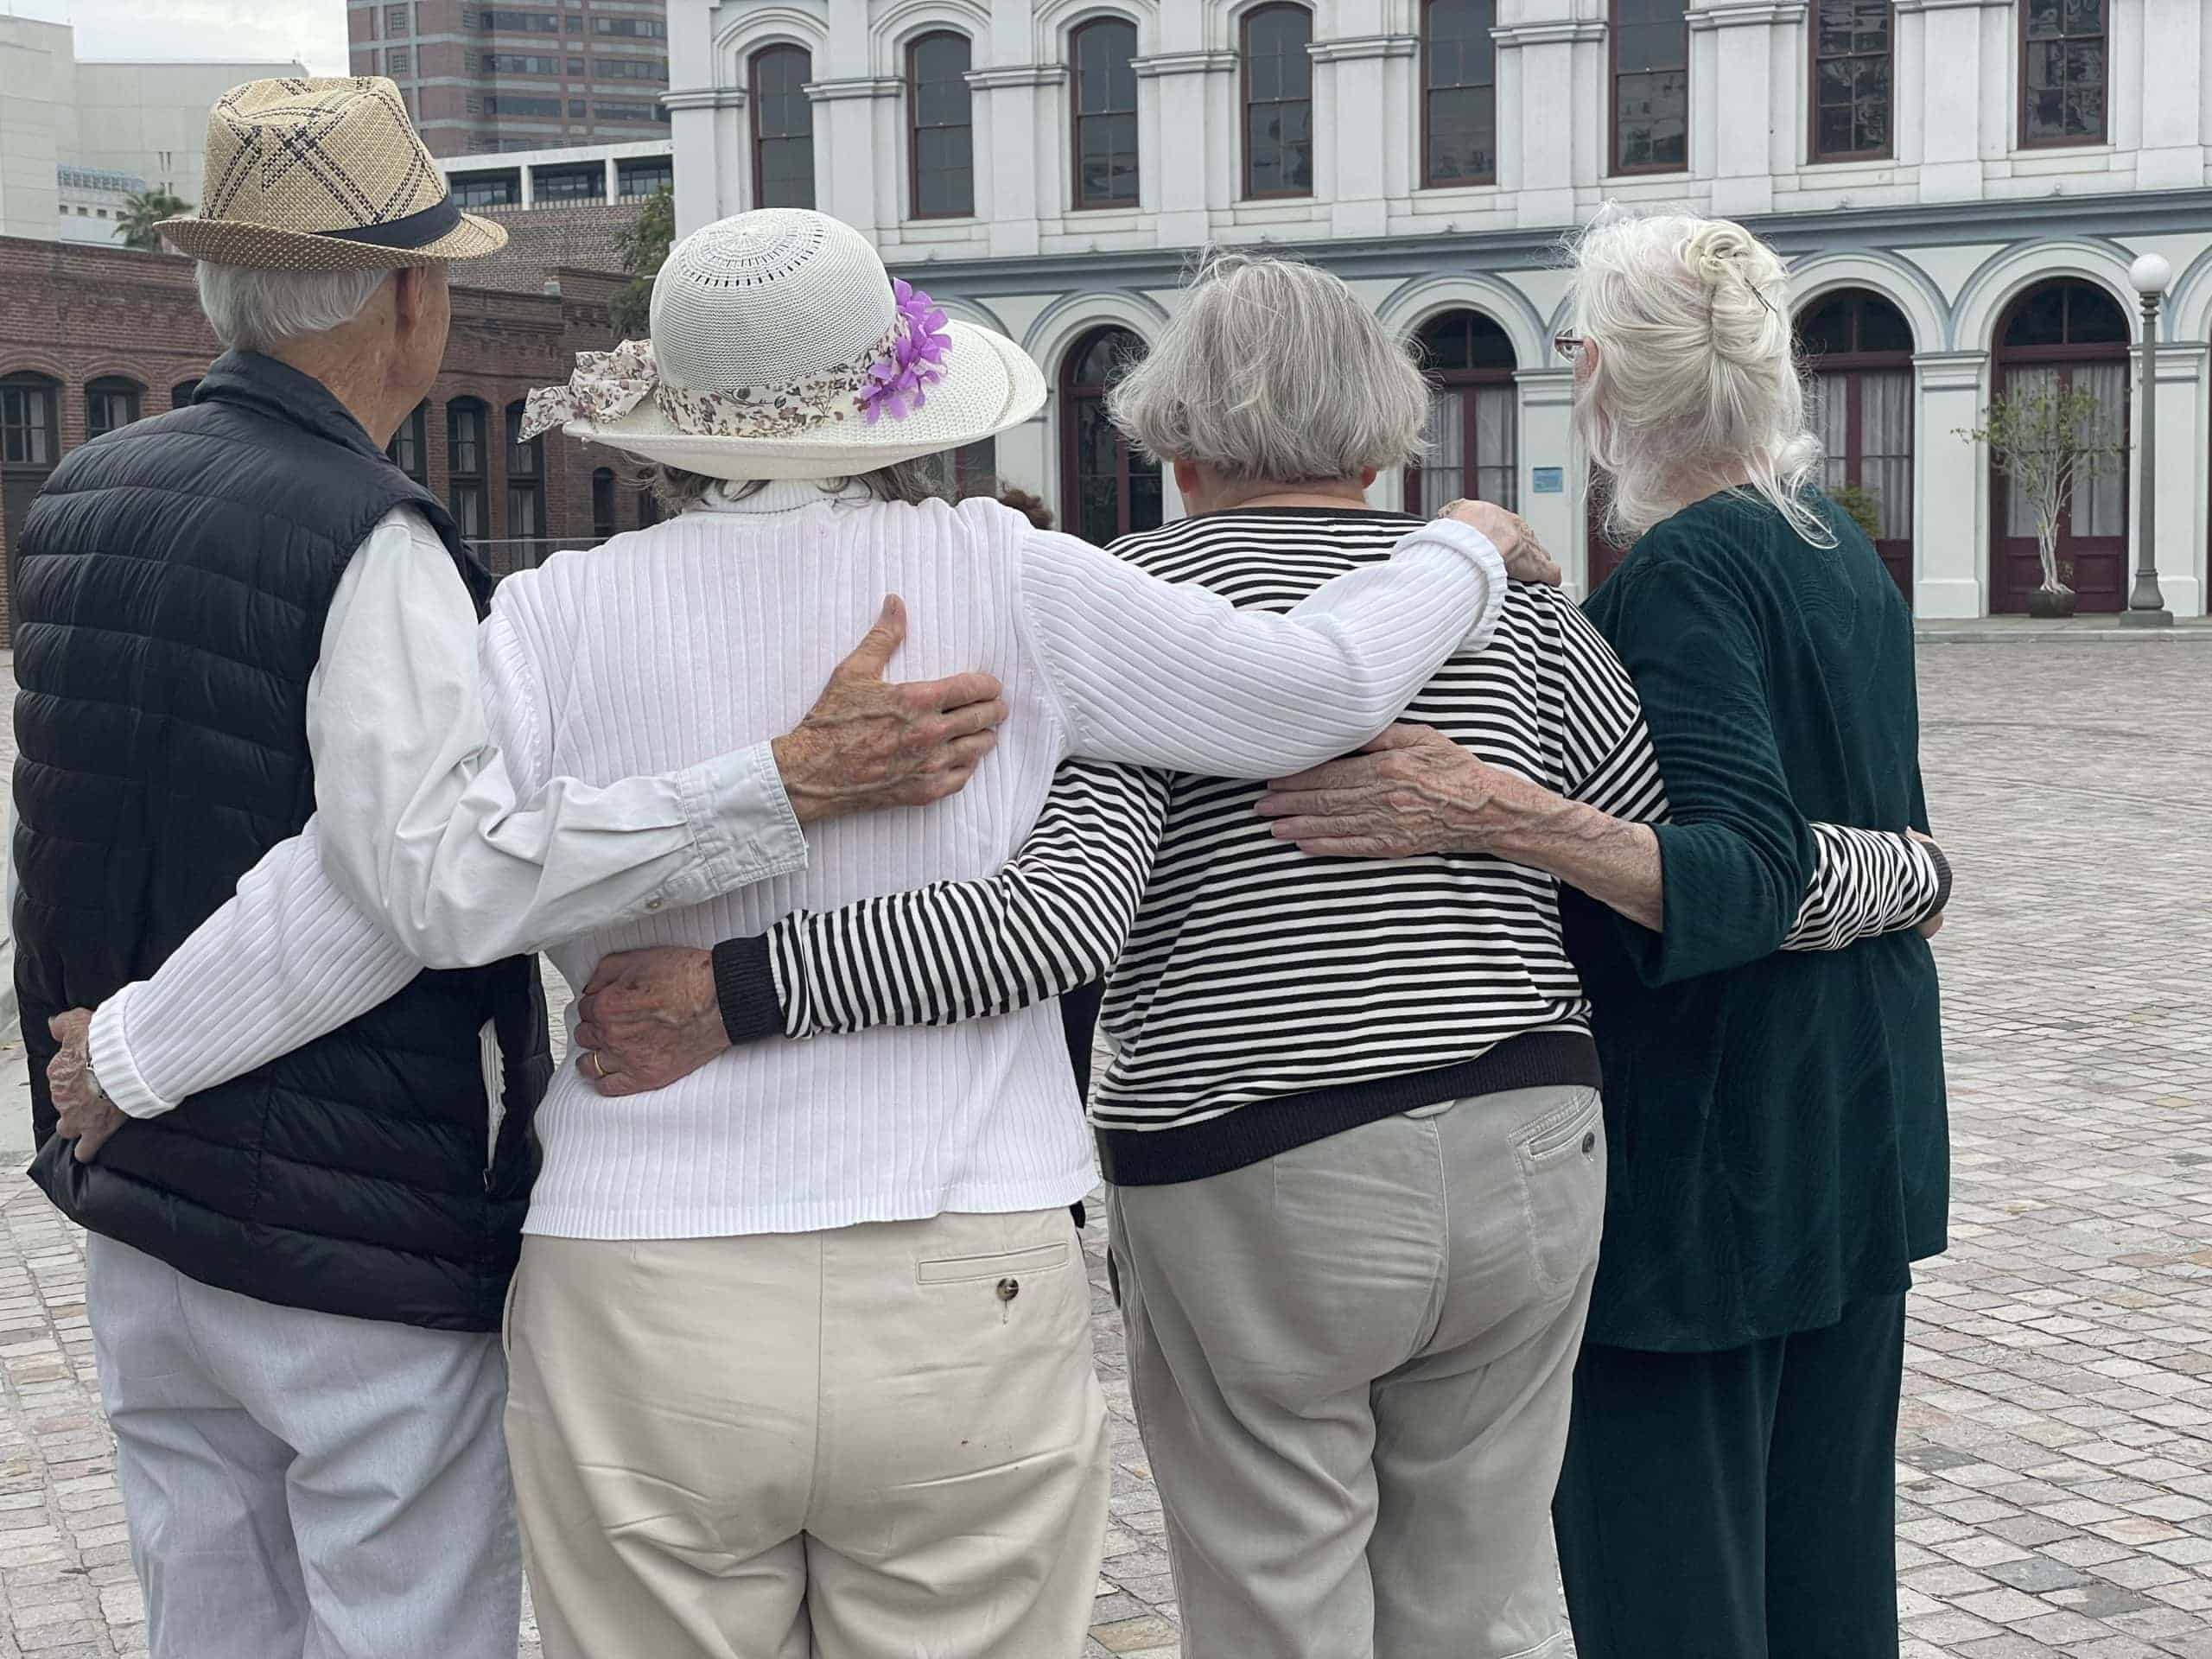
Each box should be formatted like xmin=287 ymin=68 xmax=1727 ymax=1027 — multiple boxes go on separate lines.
xmin=1094 ymin=1032 xmax=1602 ymax=1187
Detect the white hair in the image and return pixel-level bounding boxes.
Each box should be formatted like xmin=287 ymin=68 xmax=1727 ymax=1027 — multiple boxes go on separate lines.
xmin=1109 ymin=252 xmax=1429 ymax=486
xmin=194 ymin=263 xmax=393 ymax=353
xmin=1568 ymin=208 xmax=1832 ymax=548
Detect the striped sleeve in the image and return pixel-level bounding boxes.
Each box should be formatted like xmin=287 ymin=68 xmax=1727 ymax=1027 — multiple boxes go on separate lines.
xmin=1781 ymin=825 xmax=1949 ymax=951
xmin=768 ymin=760 xmax=1170 ymax=1039
xmin=1553 ymin=594 xmax=1670 ymax=823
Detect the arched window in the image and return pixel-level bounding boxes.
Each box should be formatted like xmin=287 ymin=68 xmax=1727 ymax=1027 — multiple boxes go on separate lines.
xmin=388 ymin=401 xmax=428 ymax=482
xmin=1242 ymin=5 xmax=1313 ymax=199
xmin=1611 ymin=0 xmax=1688 ymax=175
xmin=2020 ymin=0 xmax=2106 ymax=149
xmin=2 ymin=373 xmax=60 ymax=632
xmin=86 ymin=377 xmax=143 ymax=440
xmin=592 ymin=467 xmax=617 ymax=538
xmin=1989 ymin=278 xmax=2131 ymax=613
xmin=170 ymin=378 xmax=200 ymax=410
xmin=447 ymin=397 xmax=487 ymax=538
xmin=907 ymin=32 xmax=974 ymax=219
xmin=1810 ymin=0 xmax=1893 ymax=162
xmin=1406 ymin=310 xmax=1517 ymax=516
xmin=1059 ymin=327 xmax=1162 ymax=544
xmin=1422 ymin=0 xmax=1497 ymax=188
xmin=1799 ymin=289 xmax=1915 ymax=602
xmin=1072 ymin=18 xmax=1140 ymax=210
xmin=751 ymin=45 xmax=816 ymax=210
xmin=505 ymin=400 xmax=543 ymax=550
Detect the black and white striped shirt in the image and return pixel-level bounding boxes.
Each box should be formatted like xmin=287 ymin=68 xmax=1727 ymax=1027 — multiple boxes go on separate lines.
xmin=747 ymin=510 xmax=1945 ymax=1185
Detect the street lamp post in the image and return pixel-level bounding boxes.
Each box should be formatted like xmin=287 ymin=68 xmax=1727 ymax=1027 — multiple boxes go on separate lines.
xmin=2122 ymin=253 xmax=2174 ymax=627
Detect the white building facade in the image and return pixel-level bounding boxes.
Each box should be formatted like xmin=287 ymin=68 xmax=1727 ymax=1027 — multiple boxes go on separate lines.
xmin=667 ymin=0 xmax=2212 ymax=616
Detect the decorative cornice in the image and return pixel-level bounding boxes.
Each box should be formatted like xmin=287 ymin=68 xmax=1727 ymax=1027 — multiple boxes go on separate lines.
xmin=1131 ymin=50 xmax=1239 ymax=79
xmin=965 ymin=63 xmax=1069 ymax=89
xmin=1892 ymin=0 xmax=2015 ymax=12
xmin=662 ymin=87 xmax=745 ymax=111
xmin=1306 ymin=34 xmax=1420 ymax=64
xmin=804 ymin=75 xmax=905 ymax=102
xmin=1688 ymin=3 xmax=1808 ymax=30
xmin=1491 ymin=22 xmax=1609 ymax=48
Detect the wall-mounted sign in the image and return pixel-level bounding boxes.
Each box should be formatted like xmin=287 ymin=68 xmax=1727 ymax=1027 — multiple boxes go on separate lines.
xmin=1531 ymin=467 xmax=1565 ymax=494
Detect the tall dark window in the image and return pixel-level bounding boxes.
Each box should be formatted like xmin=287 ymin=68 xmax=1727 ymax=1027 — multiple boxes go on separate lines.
xmin=908 ymin=32 xmax=974 ymax=219
xmin=1811 ymin=1 xmax=1891 ymax=161
xmin=1423 ymin=0 xmax=1497 ymax=187
xmin=1243 ymin=6 xmax=1313 ymax=198
xmin=387 ymin=401 xmax=428 ymax=482
xmin=2021 ymin=0 xmax=2107 ymax=148
xmin=85 ymin=378 xmax=142 ymax=439
xmin=752 ymin=45 xmax=816 ymax=209
xmin=1060 ymin=327 xmax=1163 ymax=545
xmin=1072 ymin=19 xmax=1140 ymax=210
xmin=1798 ymin=289 xmax=1914 ymax=601
xmin=1406 ymin=311 xmax=1516 ymax=515
xmin=1611 ymin=0 xmax=1688 ymax=175
xmin=505 ymin=401 xmax=543 ymax=545
xmin=0 ymin=376 xmax=57 ymax=468
xmin=592 ymin=467 xmax=617 ymax=538
xmin=447 ymin=398 xmax=487 ymax=539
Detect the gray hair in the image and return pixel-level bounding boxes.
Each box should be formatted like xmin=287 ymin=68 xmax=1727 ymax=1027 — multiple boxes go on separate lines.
xmin=1568 ymin=208 xmax=1831 ymax=547
xmin=195 ymin=262 xmax=392 ymax=353
xmin=1109 ymin=252 xmax=1429 ymax=486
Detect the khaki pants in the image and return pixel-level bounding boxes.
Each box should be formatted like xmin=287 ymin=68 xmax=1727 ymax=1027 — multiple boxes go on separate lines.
xmin=505 ymin=1210 xmax=1109 ymax=1659
xmin=1109 ymin=1087 xmax=1606 ymax=1659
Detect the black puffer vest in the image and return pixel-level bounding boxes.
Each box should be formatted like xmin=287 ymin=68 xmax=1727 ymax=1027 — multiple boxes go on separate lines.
xmin=13 ymin=350 xmax=551 ymax=1333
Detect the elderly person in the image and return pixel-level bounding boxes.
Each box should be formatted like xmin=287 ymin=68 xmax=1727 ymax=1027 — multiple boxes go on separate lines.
xmin=569 ymin=252 xmax=1948 ymax=1659
xmin=44 ymin=208 xmax=1540 ymax=1659
xmin=1262 ymin=213 xmax=1949 ymax=1659
xmin=19 ymin=82 xmax=1020 ymax=1659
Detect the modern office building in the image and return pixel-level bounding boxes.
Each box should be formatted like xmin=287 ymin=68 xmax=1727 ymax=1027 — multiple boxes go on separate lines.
xmin=667 ymin=0 xmax=2212 ymax=618
xmin=349 ymin=0 xmax=673 ymax=157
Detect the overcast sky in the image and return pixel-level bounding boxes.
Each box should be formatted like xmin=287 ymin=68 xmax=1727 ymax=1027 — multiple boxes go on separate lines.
xmin=5 ymin=0 xmax=348 ymax=76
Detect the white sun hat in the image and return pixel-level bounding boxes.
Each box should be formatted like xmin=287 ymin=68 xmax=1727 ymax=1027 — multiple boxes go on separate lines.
xmin=521 ymin=209 xmax=1045 ymax=481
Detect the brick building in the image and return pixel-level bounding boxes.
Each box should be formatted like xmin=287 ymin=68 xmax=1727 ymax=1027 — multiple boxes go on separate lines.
xmin=351 ymin=0 xmax=671 ymax=159
xmin=0 ymin=236 xmax=658 ymax=643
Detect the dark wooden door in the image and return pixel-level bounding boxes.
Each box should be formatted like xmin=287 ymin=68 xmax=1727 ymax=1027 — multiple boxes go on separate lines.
xmin=1989 ymin=361 xmax=2128 ymax=614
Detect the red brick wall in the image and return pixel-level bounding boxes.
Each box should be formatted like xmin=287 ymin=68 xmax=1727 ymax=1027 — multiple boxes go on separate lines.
xmin=0 ymin=237 xmax=642 ymax=642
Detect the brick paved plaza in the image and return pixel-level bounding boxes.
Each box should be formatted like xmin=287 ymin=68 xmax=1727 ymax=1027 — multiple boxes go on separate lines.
xmin=0 ymin=640 xmax=2205 ymax=1657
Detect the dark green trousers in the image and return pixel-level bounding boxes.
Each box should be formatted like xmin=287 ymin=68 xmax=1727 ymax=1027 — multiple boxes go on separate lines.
xmin=1553 ymin=1294 xmax=1907 ymax=1659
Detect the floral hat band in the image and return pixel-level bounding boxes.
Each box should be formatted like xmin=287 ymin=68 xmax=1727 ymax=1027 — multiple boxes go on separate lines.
xmin=520 ymin=278 xmax=954 ymax=444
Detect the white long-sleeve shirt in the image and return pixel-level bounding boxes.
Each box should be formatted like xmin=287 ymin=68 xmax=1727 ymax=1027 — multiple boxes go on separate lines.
xmin=84 ymin=486 xmax=1505 ymax=1197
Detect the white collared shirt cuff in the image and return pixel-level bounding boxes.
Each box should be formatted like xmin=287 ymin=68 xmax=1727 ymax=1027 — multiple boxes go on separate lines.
xmin=1389 ymin=518 xmax=1510 ymax=650
xmin=88 ymin=986 xmax=178 ymax=1121
xmin=666 ymin=741 xmax=809 ymax=907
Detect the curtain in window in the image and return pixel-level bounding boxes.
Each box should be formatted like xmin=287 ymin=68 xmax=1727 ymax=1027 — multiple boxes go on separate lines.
xmin=2070 ymin=362 xmax=2126 ymax=537
xmin=1474 ymin=385 xmax=1517 ymax=510
xmin=1859 ymin=370 xmax=1912 ymax=540
xmin=1414 ymin=386 xmax=1465 ymax=511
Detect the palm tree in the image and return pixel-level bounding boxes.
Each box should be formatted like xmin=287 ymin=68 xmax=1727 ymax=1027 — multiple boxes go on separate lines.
xmin=118 ymin=189 xmax=192 ymax=253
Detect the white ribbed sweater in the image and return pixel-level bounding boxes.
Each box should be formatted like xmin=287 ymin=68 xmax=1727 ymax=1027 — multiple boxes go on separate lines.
xmin=490 ymin=483 xmax=1503 ymax=1240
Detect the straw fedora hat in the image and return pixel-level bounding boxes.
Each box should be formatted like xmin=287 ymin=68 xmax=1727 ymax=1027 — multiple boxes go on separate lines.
xmin=521 ymin=210 xmax=1045 ymax=481
xmin=160 ymin=77 xmax=505 ymax=271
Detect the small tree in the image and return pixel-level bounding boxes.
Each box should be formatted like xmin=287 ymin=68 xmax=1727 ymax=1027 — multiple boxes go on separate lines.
xmin=1825 ymin=483 xmax=1884 ymax=543
xmin=608 ymin=185 xmax=674 ymax=338
xmin=1957 ymin=379 xmax=2124 ymax=596
xmin=118 ymin=189 xmax=192 ymax=252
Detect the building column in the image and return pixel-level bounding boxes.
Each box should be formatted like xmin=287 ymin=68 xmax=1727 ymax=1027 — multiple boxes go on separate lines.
xmin=968 ymin=66 xmax=1065 ymax=258
xmin=604 ymin=156 xmax=620 ymax=200
xmin=1896 ymin=0 xmax=2007 ymax=203
xmin=1310 ymin=35 xmax=1417 ymax=240
xmin=2136 ymin=0 xmax=2208 ymax=191
xmin=2138 ymin=340 xmax=2207 ymax=616
xmin=995 ymin=410 xmax=1051 ymax=502
xmin=664 ymin=89 xmax=742 ymax=233
xmin=1692 ymin=2 xmax=1804 ymax=219
xmin=1491 ymin=22 xmax=1604 ymax=229
xmin=1914 ymin=351 xmax=1989 ymax=618
xmin=1517 ymin=368 xmax=1581 ymax=595
xmin=806 ymin=78 xmax=901 ymax=242
xmin=1132 ymin=54 xmax=1237 ymax=247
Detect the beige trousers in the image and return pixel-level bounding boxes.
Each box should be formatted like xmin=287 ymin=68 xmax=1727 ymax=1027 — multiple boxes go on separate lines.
xmin=505 ymin=1209 xmax=1110 ymax=1659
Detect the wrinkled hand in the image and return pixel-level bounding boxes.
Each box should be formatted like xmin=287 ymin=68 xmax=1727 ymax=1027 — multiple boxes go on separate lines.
xmin=1440 ymin=499 xmax=1561 ymax=588
xmin=1907 ymin=828 xmax=1947 ymax=938
xmin=46 ymin=1010 xmax=129 ymax=1165
xmin=572 ymin=947 xmax=730 ymax=1097
xmin=771 ymin=596 xmax=1010 ymax=825
xmin=1255 ymin=724 xmax=1563 ymax=859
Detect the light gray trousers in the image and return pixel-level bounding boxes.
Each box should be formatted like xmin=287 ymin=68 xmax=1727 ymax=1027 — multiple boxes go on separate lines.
xmin=86 ymin=1234 xmax=520 ymax=1659
xmin=1107 ymin=1085 xmax=1606 ymax=1659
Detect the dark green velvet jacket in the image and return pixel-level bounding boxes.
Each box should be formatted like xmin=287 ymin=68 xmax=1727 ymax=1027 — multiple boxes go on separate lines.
xmin=1565 ymin=491 xmax=1948 ymax=1353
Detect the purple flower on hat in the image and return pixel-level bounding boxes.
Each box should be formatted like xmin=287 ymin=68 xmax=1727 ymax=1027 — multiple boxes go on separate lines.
xmin=856 ymin=279 xmax=954 ymax=424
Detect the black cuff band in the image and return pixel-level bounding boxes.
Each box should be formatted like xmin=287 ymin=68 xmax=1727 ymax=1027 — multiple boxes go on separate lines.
xmin=1922 ymin=840 xmax=1953 ymax=919
xmin=710 ymin=935 xmax=783 ymax=1046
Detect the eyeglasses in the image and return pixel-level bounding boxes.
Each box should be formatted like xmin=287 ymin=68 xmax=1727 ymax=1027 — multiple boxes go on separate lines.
xmin=1554 ymin=334 xmax=1585 ymax=364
